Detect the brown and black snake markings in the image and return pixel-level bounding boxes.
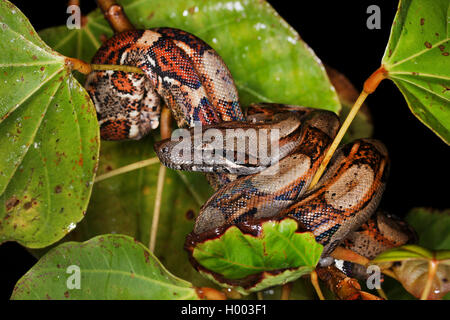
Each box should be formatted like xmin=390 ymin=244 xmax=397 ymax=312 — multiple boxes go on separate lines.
xmin=86 ymin=28 xmax=415 ymax=286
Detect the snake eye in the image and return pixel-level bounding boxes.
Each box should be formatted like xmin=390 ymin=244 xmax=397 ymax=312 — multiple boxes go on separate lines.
xmin=162 ymin=146 xmax=169 ymax=153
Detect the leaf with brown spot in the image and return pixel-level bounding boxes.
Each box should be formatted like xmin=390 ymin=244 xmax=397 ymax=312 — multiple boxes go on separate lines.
xmin=11 ymin=235 xmax=199 ymax=300
xmin=0 ymin=0 xmax=99 ymax=248
xmin=382 ymin=0 xmax=450 ymax=144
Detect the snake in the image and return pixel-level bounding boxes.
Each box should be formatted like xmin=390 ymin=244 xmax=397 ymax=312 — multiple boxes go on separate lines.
xmin=85 ymin=28 xmax=415 ymax=280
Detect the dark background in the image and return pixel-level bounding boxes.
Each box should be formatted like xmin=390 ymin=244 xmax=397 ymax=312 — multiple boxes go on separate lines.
xmin=1 ymin=0 xmax=449 ymax=300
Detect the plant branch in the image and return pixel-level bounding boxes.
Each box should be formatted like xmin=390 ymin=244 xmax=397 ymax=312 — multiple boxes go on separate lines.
xmin=331 ymin=247 xmax=370 ymax=266
xmin=310 ymin=270 xmax=325 ymax=300
xmin=280 ymin=283 xmax=292 ymax=300
xmin=196 ymin=287 xmax=227 ymax=300
xmin=149 ymin=107 xmax=172 ymax=252
xmin=420 ymin=259 xmax=438 ymax=300
xmin=308 ymin=66 xmax=387 ymax=189
xmin=65 ymin=57 xmax=145 ymax=75
xmin=95 ymin=157 xmax=160 ymax=183
xmin=96 ymin=0 xmax=134 ymax=33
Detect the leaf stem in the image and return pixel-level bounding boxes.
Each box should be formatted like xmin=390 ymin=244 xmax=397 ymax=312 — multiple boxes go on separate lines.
xmin=149 ymin=107 xmax=172 ymax=252
xmin=310 ymin=270 xmax=325 ymax=300
xmin=149 ymin=164 xmax=166 ymax=253
xmin=331 ymin=247 xmax=370 ymax=266
xmin=195 ymin=287 xmax=227 ymax=300
xmin=280 ymin=283 xmax=292 ymax=300
xmin=420 ymin=259 xmax=438 ymax=300
xmin=91 ymin=63 xmax=145 ymax=74
xmin=377 ymin=288 xmax=388 ymax=300
xmin=96 ymin=0 xmax=135 ymax=33
xmin=65 ymin=58 xmax=145 ymax=75
xmin=308 ymin=66 xmax=387 ymax=189
xmin=94 ymin=157 xmax=160 ymax=183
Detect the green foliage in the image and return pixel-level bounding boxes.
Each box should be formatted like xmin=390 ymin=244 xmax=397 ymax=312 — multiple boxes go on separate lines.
xmin=11 ymin=234 xmax=199 ymax=300
xmin=383 ymin=0 xmax=450 ymax=144
xmin=0 ymin=0 xmax=99 ymax=248
xmin=191 ymin=219 xmax=323 ymax=294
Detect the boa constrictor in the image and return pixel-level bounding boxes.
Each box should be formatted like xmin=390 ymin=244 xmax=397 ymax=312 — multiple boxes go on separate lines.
xmin=85 ymin=28 xmax=415 ymax=278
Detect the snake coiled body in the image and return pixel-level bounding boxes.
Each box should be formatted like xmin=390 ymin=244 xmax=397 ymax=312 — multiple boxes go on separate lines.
xmin=86 ymin=28 xmax=414 ymax=275
xmin=85 ymin=28 xmax=244 ymax=141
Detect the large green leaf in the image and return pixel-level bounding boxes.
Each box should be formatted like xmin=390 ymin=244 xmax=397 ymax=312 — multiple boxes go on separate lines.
xmin=188 ymin=218 xmax=323 ymax=294
xmin=39 ymin=0 xmax=340 ymax=112
xmin=405 ymin=207 xmax=450 ymax=250
xmin=382 ymin=0 xmax=450 ymax=144
xmin=0 ymin=0 xmax=99 ymax=248
xmin=11 ymin=234 xmax=199 ymax=299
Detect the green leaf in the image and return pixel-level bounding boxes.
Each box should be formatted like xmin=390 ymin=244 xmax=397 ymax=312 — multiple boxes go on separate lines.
xmin=382 ymin=0 xmax=450 ymax=144
xmin=39 ymin=0 xmax=340 ymax=112
xmin=372 ymin=244 xmax=434 ymax=263
xmin=373 ymin=245 xmax=450 ymax=300
xmin=0 ymin=0 xmax=99 ymax=248
xmin=11 ymin=234 xmax=199 ymax=300
xmin=405 ymin=207 xmax=450 ymax=250
xmin=189 ymin=218 xmax=323 ymax=294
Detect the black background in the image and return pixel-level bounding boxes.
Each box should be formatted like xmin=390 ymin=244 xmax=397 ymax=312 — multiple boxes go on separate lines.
xmin=1 ymin=0 xmax=449 ymax=300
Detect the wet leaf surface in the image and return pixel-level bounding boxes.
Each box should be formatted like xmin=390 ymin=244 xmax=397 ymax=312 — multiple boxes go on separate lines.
xmin=0 ymin=0 xmax=99 ymax=248
xmin=11 ymin=234 xmax=199 ymax=299
xmin=189 ymin=219 xmax=323 ymax=294
xmin=382 ymin=0 xmax=450 ymax=144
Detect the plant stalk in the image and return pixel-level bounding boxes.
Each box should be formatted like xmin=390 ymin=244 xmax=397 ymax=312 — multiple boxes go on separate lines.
xmin=149 ymin=107 xmax=172 ymax=252
xmin=96 ymin=0 xmax=134 ymax=33
xmin=420 ymin=259 xmax=438 ymax=300
xmin=308 ymin=66 xmax=387 ymax=189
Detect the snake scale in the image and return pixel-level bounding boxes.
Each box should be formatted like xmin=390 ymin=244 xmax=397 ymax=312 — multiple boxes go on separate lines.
xmin=85 ymin=28 xmax=415 ymax=281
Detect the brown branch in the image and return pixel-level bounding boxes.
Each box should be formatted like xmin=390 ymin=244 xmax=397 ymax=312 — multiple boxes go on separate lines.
xmin=196 ymin=287 xmax=227 ymax=300
xmin=68 ymin=0 xmax=80 ymax=6
xmin=316 ymin=266 xmax=383 ymax=300
xmin=96 ymin=0 xmax=135 ymax=33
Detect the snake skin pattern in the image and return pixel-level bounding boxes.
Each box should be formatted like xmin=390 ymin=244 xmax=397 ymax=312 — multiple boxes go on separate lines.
xmin=85 ymin=28 xmax=244 ymax=140
xmin=86 ymin=28 xmax=414 ymax=265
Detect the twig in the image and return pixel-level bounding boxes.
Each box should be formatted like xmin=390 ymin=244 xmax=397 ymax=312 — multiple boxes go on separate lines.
xmin=96 ymin=0 xmax=134 ymax=33
xmin=149 ymin=164 xmax=166 ymax=253
xmin=196 ymin=287 xmax=227 ymax=300
xmin=377 ymin=288 xmax=388 ymax=300
xmin=94 ymin=157 xmax=160 ymax=183
xmin=331 ymin=247 xmax=370 ymax=266
xmin=280 ymin=283 xmax=292 ymax=300
xmin=308 ymin=66 xmax=387 ymax=189
xmin=68 ymin=0 xmax=80 ymax=6
xmin=149 ymin=107 xmax=172 ymax=252
xmin=65 ymin=57 xmax=145 ymax=75
xmin=310 ymin=270 xmax=325 ymax=300
xmin=420 ymin=259 xmax=438 ymax=300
